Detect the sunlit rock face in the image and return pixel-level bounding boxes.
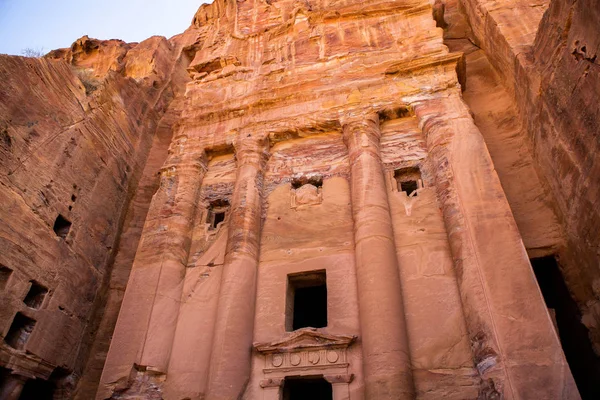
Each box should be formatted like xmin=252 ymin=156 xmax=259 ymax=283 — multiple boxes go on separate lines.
xmin=0 ymin=0 xmax=598 ymax=399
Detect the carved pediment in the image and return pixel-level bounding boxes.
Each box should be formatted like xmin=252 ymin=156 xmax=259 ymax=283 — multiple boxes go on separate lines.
xmin=254 ymin=328 xmax=356 ymax=354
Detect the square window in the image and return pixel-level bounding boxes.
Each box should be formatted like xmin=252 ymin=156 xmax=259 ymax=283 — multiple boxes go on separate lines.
xmin=5 ymin=313 xmax=36 ymax=350
xmin=394 ymin=167 xmax=421 ymax=196
xmin=286 ymin=270 xmax=327 ymax=331
xmin=23 ymin=281 xmax=48 ymax=309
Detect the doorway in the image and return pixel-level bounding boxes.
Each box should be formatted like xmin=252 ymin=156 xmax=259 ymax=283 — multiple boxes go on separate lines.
xmin=282 ymin=376 xmax=332 ymax=400
xmin=531 ymin=256 xmax=600 ymax=399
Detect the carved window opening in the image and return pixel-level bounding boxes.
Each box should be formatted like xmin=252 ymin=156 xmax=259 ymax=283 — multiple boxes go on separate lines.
xmin=531 ymin=256 xmax=600 ymax=398
xmin=282 ymin=376 xmax=332 ymax=400
xmin=23 ymin=281 xmax=48 ymax=309
xmin=394 ymin=167 xmax=421 ymax=196
xmin=286 ymin=270 xmax=327 ymax=331
xmin=53 ymin=215 xmax=71 ymax=239
xmin=291 ymin=176 xmax=323 ymax=208
xmin=5 ymin=313 xmax=36 ymax=350
xmin=207 ymin=200 xmax=229 ymax=231
xmin=0 ymin=265 xmax=12 ymax=290
xmin=291 ymin=176 xmax=323 ymax=189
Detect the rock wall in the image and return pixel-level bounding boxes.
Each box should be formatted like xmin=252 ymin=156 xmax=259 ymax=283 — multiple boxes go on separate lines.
xmin=0 ymin=0 xmax=598 ymax=399
xmin=0 ymin=31 xmax=196 ymax=398
xmin=98 ymin=0 xmax=578 ymax=398
xmin=456 ymin=0 xmax=600 ymax=358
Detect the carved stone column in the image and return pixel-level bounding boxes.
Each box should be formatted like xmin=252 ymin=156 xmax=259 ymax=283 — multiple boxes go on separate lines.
xmin=0 ymin=374 xmax=27 ymax=400
xmin=260 ymin=378 xmax=284 ymax=400
xmin=206 ymin=136 xmax=270 ymax=400
xmin=342 ymin=115 xmax=414 ymax=399
xmin=325 ymin=374 xmax=354 ymax=400
xmin=137 ymin=137 xmax=208 ymax=372
xmin=98 ymin=136 xmax=207 ymax=393
xmin=413 ymin=93 xmax=579 ymax=399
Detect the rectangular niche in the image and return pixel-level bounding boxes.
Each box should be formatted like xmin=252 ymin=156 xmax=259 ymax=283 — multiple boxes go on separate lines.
xmin=23 ymin=281 xmax=48 ymax=309
xmin=5 ymin=313 xmax=36 ymax=350
xmin=0 ymin=265 xmax=12 ymax=290
xmin=291 ymin=176 xmax=323 ymax=208
xmin=207 ymin=199 xmax=230 ymax=231
xmin=286 ymin=270 xmax=327 ymax=331
xmin=394 ymin=167 xmax=421 ymax=196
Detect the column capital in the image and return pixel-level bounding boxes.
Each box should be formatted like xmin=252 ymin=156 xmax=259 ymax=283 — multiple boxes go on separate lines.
xmin=340 ymin=111 xmax=379 ymax=128
xmin=160 ymin=150 xmax=208 ymax=176
xmin=233 ymin=135 xmax=270 ymax=167
xmin=341 ymin=113 xmax=381 ymax=151
xmin=161 ymin=135 xmax=208 ymax=174
xmin=259 ymin=377 xmax=285 ymax=388
xmin=324 ymin=374 xmax=354 ymax=384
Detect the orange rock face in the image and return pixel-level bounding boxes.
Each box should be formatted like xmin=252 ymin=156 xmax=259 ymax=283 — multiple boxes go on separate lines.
xmin=0 ymin=0 xmax=598 ymax=399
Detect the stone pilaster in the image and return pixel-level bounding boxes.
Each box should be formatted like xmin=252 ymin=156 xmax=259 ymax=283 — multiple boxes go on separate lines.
xmin=413 ymin=92 xmax=579 ymax=399
xmin=342 ymin=115 xmax=415 ymax=399
xmin=205 ymin=136 xmax=270 ymax=400
xmin=97 ymin=136 xmax=207 ymax=396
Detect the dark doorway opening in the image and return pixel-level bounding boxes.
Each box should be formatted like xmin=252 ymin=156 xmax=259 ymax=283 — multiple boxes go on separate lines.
xmin=286 ymin=270 xmax=327 ymax=331
xmin=283 ymin=376 xmax=332 ymax=400
xmin=19 ymin=378 xmax=55 ymax=400
xmin=531 ymin=256 xmax=600 ymax=399
xmin=212 ymin=211 xmax=225 ymax=229
xmin=293 ymin=285 xmax=327 ymax=330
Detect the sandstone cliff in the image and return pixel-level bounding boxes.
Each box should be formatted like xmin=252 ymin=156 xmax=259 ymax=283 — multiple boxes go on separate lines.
xmin=0 ymin=0 xmax=598 ymax=399
xmin=0 ymin=29 xmax=199 ymax=397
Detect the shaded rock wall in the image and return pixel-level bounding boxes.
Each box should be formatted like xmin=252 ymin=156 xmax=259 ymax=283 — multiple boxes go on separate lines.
xmin=456 ymin=0 xmax=600 ymax=353
xmin=0 ymin=31 xmax=196 ymax=397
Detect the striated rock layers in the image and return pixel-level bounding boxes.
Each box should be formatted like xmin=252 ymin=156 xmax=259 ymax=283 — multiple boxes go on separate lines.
xmin=0 ymin=0 xmax=598 ymax=399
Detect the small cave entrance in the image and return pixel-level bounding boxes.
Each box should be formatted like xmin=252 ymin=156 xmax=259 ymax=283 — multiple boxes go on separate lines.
xmin=531 ymin=256 xmax=600 ymax=399
xmin=286 ymin=270 xmax=327 ymax=331
xmin=282 ymin=376 xmax=332 ymax=400
xmin=52 ymin=215 xmax=71 ymax=239
xmin=23 ymin=281 xmax=48 ymax=309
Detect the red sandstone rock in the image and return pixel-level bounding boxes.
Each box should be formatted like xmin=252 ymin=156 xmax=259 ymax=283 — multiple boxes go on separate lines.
xmin=0 ymin=0 xmax=598 ymax=399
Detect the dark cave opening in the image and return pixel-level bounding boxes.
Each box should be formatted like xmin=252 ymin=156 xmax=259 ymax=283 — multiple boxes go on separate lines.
xmin=531 ymin=256 xmax=600 ymax=399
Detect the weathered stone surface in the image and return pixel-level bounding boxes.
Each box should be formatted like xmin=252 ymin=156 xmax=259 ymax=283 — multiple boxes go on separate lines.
xmin=0 ymin=0 xmax=598 ymax=399
xmin=0 ymin=26 xmax=197 ymax=399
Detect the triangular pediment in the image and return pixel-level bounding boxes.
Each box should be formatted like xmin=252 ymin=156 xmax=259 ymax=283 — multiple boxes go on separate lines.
xmin=254 ymin=328 xmax=356 ymax=353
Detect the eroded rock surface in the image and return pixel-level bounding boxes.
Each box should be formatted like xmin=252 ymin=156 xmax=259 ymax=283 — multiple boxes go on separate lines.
xmin=0 ymin=0 xmax=598 ymax=399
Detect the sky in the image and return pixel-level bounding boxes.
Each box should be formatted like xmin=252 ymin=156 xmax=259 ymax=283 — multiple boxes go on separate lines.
xmin=0 ymin=0 xmax=208 ymax=56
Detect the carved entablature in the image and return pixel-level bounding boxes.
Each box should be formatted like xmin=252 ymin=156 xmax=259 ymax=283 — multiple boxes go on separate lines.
xmin=254 ymin=328 xmax=356 ymax=376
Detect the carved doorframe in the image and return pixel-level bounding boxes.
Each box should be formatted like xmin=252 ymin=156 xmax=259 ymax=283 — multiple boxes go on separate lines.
xmin=254 ymin=328 xmax=356 ymax=400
